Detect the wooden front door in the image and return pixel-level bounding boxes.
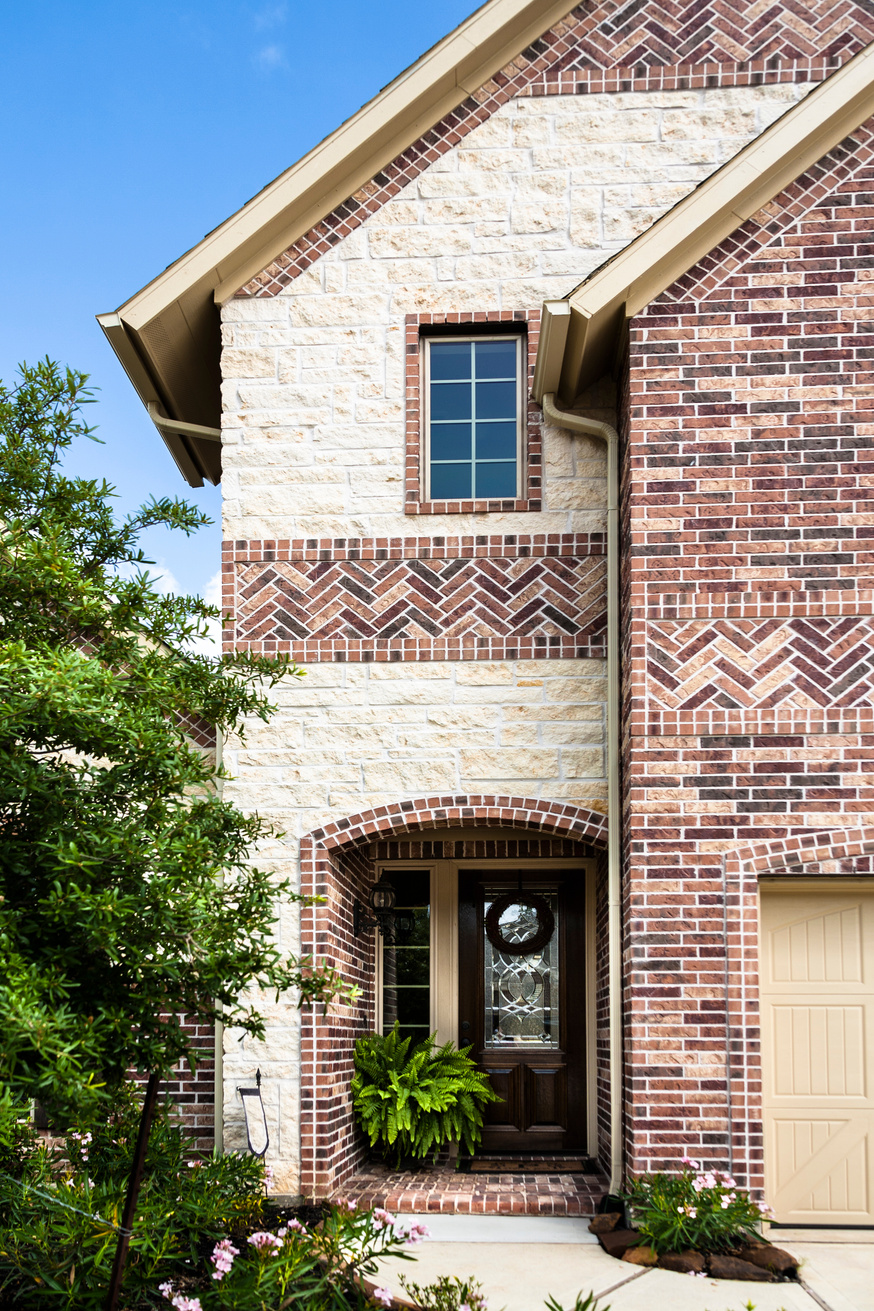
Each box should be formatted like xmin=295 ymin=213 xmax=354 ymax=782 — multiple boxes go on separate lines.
xmin=458 ymin=869 xmax=586 ymax=1152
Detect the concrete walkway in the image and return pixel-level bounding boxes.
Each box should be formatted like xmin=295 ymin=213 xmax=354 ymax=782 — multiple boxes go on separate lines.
xmin=374 ymin=1216 xmax=874 ymax=1311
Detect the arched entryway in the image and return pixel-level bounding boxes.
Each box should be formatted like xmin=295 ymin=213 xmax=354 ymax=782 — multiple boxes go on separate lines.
xmin=298 ymin=795 xmax=608 ymax=1197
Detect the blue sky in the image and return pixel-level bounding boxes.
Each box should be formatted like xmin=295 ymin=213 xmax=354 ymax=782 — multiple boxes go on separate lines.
xmin=1 ymin=0 xmax=478 ymax=604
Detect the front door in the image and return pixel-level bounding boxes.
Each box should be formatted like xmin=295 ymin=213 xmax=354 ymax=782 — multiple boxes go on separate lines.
xmin=458 ymin=869 xmax=586 ymax=1152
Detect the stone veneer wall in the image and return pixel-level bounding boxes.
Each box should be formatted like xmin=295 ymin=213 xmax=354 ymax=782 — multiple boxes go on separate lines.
xmin=220 ymin=661 xmax=608 ymax=1194
xmin=220 ymin=83 xmax=814 ymax=545
xmin=622 ymin=122 xmax=874 ymax=1191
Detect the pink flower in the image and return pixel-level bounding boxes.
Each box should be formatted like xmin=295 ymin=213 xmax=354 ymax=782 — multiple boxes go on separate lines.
xmin=171 ymin=1298 xmax=202 ymax=1311
xmin=372 ymin=1208 xmax=397 ymax=1228
xmin=371 ymin=1289 xmax=393 ymax=1308
xmin=403 ymin=1221 xmax=430 ymax=1245
xmin=680 ymin=1156 xmax=700 ymax=1170
xmin=158 ymin=1283 xmax=175 ymax=1299
xmin=263 ymin=1164 xmax=274 ymax=1189
xmin=210 ymin=1238 xmax=240 ymax=1281
xmin=248 ymin=1231 xmax=283 ymax=1254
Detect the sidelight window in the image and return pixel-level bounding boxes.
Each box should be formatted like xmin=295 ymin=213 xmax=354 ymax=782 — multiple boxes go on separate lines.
xmin=379 ymin=869 xmax=431 ymax=1045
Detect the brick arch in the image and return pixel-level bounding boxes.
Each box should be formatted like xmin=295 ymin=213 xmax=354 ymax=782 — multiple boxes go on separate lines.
xmin=722 ymin=827 xmax=874 ymax=1197
xmin=727 ymin=826 xmax=874 ymax=879
xmin=306 ymin=794 xmax=608 ymax=856
xmin=298 ymin=795 xmax=606 ymax=1195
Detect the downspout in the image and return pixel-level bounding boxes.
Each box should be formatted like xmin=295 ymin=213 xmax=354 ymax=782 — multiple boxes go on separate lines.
xmin=541 ymin=393 xmax=623 ymax=1196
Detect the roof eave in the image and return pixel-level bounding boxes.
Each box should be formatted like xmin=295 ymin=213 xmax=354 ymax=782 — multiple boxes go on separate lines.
xmin=96 ymin=0 xmax=578 ymax=486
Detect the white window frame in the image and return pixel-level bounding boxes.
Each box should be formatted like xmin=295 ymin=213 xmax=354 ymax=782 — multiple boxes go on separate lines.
xmin=422 ymin=334 xmax=526 ymax=502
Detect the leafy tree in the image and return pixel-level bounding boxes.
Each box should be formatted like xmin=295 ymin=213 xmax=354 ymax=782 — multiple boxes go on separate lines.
xmin=0 ymin=360 xmax=347 ymax=1134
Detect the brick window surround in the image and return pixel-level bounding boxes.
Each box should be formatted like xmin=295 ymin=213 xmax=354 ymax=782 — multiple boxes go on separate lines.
xmin=297 ymin=795 xmax=608 ymax=1197
xmin=405 ymin=311 xmax=542 ymax=515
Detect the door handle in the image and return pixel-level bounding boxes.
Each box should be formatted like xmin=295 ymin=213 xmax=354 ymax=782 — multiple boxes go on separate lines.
xmin=461 ymin=1020 xmax=471 ymax=1032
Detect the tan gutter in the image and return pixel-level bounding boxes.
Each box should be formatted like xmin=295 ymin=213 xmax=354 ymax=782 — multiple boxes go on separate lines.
xmin=542 ymin=382 xmax=623 ymax=1195
xmin=532 ymin=39 xmax=874 ymax=404
xmin=96 ymin=0 xmax=578 ymax=486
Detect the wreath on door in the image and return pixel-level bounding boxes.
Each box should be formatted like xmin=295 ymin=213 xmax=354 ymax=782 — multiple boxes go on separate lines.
xmin=484 ymin=892 xmax=555 ymax=956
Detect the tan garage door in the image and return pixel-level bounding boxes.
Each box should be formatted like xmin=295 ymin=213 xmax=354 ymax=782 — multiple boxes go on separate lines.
xmin=761 ymin=886 xmax=874 ymax=1224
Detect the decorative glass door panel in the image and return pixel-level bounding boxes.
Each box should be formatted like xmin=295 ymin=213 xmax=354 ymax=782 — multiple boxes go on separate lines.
xmin=459 ymin=870 xmax=586 ymax=1152
xmin=483 ymin=890 xmax=560 ymax=1048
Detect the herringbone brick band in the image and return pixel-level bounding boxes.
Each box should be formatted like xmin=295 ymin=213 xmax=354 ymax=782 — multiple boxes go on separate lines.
xmin=237 ymin=0 xmax=874 ymax=299
xmin=636 ymin=616 xmax=874 ymax=734
xmin=228 ymin=553 xmax=606 ymax=660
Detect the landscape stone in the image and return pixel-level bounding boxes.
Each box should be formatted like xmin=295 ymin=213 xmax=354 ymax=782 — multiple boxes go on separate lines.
xmin=598 ymin=1228 xmax=641 ymax=1259
xmin=622 ymin=1244 xmax=659 ymax=1267
xmin=588 ymin=1212 xmax=622 ymax=1234
xmin=659 ymin=1250 xmax=706 ymax=1273
xmin=737 ymin=1245 xmax=799 ymax=1275
xmin=708 ymin=1253 xmax=776 ymax=1281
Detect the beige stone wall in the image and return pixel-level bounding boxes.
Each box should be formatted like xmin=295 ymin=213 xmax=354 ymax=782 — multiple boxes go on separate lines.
xmin=225 ymin=658 xmax=607 ymax=830
xmin=221 ymin=83 xmax=811 ymax=543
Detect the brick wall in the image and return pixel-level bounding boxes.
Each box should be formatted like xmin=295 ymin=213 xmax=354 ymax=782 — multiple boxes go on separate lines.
xmin=622 ymin=121 xmax=874 ymax=1187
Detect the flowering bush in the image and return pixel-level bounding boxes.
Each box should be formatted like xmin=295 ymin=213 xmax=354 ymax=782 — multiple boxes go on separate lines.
xmin=398 ymin=1273 xmax=488 ymax=1311
xmin=624 ymin=1159 xmax=774 ymax=1255
xmin=155 ymin=1202 xmax=423 ymax=1310
xmin=0 ymin=1092 xmax=271 ymax=1308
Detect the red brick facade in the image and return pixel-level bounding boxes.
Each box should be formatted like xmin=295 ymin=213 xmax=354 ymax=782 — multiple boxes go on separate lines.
xmin=622 ymin=123 xmax=874 ymax=1187
xmin=208 ymin=0 xmax=874 ymax=1205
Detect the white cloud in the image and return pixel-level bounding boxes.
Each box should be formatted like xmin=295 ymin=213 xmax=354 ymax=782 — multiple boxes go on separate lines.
xmin=188 ymin=569 xmax=223 ymax=657
xmin=253 ymin=43 xmax=287 ymax=70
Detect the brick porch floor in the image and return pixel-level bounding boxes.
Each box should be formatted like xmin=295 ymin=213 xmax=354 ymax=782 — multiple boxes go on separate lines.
xmin=338 ymin=1158 xmax=608 ymax=1215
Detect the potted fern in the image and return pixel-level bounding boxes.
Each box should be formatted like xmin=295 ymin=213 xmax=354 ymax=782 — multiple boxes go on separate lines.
xmin=351 ymin=1025 xmax=500 ymax=1168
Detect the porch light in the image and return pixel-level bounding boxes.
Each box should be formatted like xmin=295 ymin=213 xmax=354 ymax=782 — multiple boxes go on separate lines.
xmin=353 ymin=875 xmax=413 ymax=944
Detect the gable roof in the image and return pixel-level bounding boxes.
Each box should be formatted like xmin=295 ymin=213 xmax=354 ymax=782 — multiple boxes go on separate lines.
xmin=96 ymin=0 xmax=578 ymax=487
xmin=97 ymin=0 xmax=874 ymax=488
xmin=531 ymin=39 xmax=874 ymax=405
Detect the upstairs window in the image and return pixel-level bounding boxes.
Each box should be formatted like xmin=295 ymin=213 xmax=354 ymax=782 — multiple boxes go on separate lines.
xmin=424 ymin=335 xmax=524 ymax=502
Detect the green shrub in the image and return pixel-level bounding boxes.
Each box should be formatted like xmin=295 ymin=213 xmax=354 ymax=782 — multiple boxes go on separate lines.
xmin=0 ymin=1089 xmax=266 ymax=1308
xmin=351 ymin=1026 xmax=500 ymax=1167
xmin=0 ymin=1092 xmax=424 ymax=1310
xmin=163 ymin=1202 xmax=421 ymax=1310
xmin=398 ymin=1273 xmax=487 ymax=1310
xmin=624 ymin=1159 xmax=774 ymax=1255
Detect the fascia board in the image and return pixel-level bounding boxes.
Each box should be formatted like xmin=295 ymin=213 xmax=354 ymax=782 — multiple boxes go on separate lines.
xmin=96 ymin=313 xmax=207 ymax=487
xmin=113 ymin=0 xmax=577 ymax=328
xmin=554 ymin=40 xmax=874 ymax=399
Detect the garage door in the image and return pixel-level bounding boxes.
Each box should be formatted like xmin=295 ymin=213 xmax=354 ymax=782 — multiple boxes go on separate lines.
xmin=761 ymin=887 xmax=874 ymax=1224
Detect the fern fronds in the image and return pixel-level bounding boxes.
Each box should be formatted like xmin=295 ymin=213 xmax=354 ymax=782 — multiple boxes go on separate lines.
xmin=351 ymin=1023 xmax=501 ymax=1166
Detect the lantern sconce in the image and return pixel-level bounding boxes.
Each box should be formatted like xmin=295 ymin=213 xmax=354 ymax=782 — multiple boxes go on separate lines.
xmin=353 ymin=874 xmax=414 ymax=945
